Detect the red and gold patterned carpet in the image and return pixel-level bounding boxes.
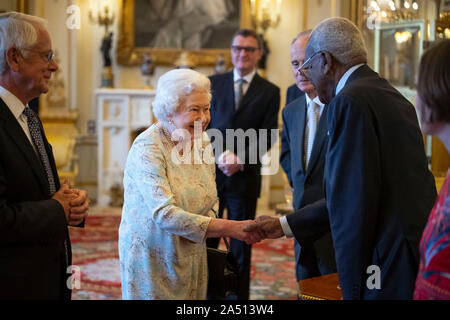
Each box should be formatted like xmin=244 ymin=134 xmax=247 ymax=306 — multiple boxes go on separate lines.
xmin=69 ymin=207 xmax=298 ymax=300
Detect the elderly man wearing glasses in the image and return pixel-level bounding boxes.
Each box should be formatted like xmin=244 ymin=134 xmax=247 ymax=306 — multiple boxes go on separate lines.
xmin=246 ymin=17 xmax=437 ymax=300
xmin=0 ymin=12 xmax=90 ymax=300
xmin=277 ymin=30 xmax=336 ymax=283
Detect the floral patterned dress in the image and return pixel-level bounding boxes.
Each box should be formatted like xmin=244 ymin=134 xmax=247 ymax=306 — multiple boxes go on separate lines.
xmin=119 ymin=124 xmax=218 ymax=299
xmin=414 ymin=170 xmax=450 ymax=299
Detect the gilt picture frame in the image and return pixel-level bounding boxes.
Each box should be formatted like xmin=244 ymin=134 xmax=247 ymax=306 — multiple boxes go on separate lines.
xmin=117 ymin=0 xmax=242 ymax=67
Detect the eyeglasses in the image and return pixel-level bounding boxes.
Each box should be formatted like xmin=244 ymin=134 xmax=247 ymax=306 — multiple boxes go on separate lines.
xmin=231 ymin=46 xmax=259 ymax=53
xmin=297 ymin=51 xmax=323 ymax=78
xmin=20 ymin=48 xmax=55 ymax=63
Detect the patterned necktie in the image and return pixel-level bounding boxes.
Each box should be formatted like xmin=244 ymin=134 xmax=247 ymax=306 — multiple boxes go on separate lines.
xmin=23 ymin=107 xmax=56 ymax=195
xmin=304 ymin=101 xmax=321 ymax=169
xmin=23 ymin=108 xmax=69 ymax=269
xmin=235 ymin=78 xmax=246 ymax=110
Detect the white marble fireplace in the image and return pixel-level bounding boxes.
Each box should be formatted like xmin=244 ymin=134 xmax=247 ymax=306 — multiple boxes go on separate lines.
xmin=96 ymin=88 xmax=156 ymax=206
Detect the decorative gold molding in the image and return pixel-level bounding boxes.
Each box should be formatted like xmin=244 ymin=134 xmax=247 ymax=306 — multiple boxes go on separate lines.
xmin=117 ymin=0 xmax=243 ymax=67
xmin=349 ymin=0 xmax=365 ymax=30
xmin=302 ymin=0 xmax=307 ymax=31
xmin=14 ymin=0 xmax=27 ymax=13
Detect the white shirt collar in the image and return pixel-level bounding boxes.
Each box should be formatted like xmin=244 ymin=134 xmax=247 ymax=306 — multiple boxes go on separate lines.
xmin=233 ymin=68 xmax=257 ymax=84
xmin=0 ymin=85 xmax=27 ymax=120
xmin=305 ymin=93 xmax=325 ymax=107
xmin=335 ymin=63 xmax=365 ymax=96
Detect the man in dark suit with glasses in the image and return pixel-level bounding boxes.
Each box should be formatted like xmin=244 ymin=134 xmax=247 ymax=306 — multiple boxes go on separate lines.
xmin=207 ymin=29 xmax=280 ymax=300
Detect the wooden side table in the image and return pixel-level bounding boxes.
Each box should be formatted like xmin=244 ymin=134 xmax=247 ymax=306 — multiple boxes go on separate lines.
xmin=298 ymin=273 xmax=342 ymax=300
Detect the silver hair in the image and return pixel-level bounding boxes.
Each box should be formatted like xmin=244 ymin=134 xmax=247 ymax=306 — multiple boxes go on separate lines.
xmin=290 ymin=29 xmax=312 ymax=46
xmin=306 ymin=17 xmax=367 ymax=66
xmin=0 ymin=12 xmax=48 ymax=74
xmin=152 ymin=68 xmax=212 ymax=123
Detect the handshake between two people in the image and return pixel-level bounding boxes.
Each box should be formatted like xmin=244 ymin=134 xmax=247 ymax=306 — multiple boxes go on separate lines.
xmin=220 ymin=216 xmax=285 ymax=245
xmin=52 ymin=180 xmax=90 ymax=227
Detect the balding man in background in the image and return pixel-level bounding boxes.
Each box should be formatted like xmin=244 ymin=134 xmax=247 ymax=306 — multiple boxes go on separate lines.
xmin=0 ymin=12 xmax=89 ymax=299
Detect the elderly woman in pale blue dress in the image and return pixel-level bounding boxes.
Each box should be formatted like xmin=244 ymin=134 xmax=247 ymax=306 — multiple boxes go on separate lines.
xmin=118 ymin=69 xmax=263 ymax=300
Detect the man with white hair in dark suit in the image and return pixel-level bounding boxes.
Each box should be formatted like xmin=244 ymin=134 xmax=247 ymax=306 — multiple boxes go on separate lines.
xmin=280 ymin=30 xmax=336 ymax=282
xmin=0 ymin=12 xmax=90 ymax=299
xmin=246 ymin=17 xmax=436 ymax=300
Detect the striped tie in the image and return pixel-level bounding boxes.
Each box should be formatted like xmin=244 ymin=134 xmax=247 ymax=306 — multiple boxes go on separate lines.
xmin=235 ymin=78 xmax=246 ymax=110
xmin=23 ymin=107 xmax=56 ymax=195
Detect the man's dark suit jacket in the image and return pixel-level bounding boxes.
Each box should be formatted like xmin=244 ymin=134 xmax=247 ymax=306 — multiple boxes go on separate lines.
xmin=287 ymin=65 xmax=437 ymax=299
xmin=280 ymin=96 xmax=336 ymax=273
xmin=0 ymin=99 xmax=72 ymax=299
xmin=285 ymin=84 xmax=304 ymax=106
xmin=208 ymin=71 xmax=280 ymax=199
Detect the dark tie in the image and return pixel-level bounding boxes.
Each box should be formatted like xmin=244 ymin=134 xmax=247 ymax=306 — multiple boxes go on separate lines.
xmin=23 ymin=107 xmax=56 ymax=195
xmin=235 ymin=78 xmax=246 ymax=110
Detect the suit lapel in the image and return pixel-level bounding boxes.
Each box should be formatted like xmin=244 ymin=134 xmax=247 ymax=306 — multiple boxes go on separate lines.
xmin=221 ymin=72 xmax=236 ymax=115
xmin=0 ymin=99 xmax=50 ymax=195
xmin=305 ymin=105 xmax=328 ymax=177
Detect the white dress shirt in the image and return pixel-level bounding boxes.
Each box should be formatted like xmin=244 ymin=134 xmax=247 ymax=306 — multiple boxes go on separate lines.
xmin=0 ymin=85 xmax=37 ymax=154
